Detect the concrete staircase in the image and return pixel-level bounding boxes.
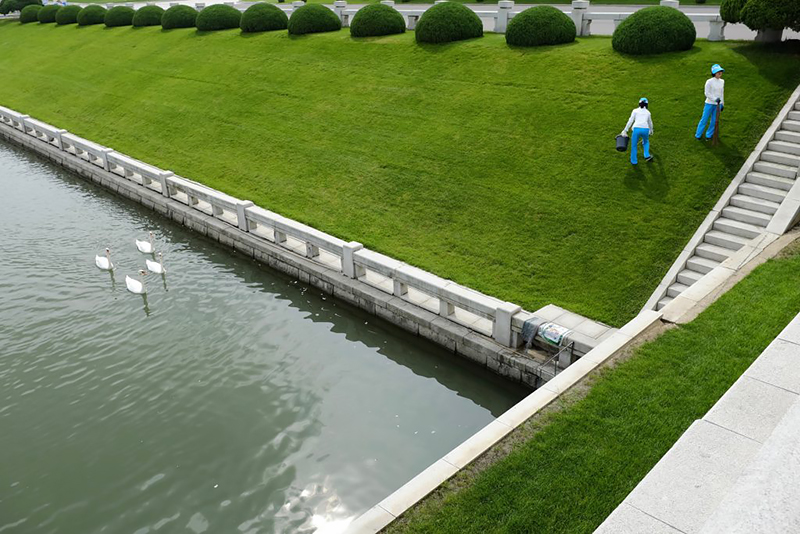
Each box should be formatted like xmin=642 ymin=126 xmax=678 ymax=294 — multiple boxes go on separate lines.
xmin=594 ymin=314 xmax=800 ymax=534
xmin=657 ymin=104 xmax=800 ymax=310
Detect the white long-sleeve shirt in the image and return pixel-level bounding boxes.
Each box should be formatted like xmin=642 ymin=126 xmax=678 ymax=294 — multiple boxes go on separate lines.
xmin=624 ymin=107 xmax=653 ymax=134
xmin=704 ymin=77 xmax=725 ymax=105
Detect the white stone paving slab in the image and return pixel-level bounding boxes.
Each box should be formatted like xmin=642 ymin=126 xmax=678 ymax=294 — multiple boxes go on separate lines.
xmin=745 ymin=338 xmax=800 ymax=394
xmin=703 ymin=375 xmax=797 ymax=443
xmin=623 ymin=420 xmax=761 ymax=534
xmin=595 ymin=503 xmax=684 ymax=534
xmin=699 ymin=397 xmax=800 ymax=534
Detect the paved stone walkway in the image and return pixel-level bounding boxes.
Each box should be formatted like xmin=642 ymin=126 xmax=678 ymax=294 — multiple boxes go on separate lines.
xmin=595 ymin=310 xmax=800 ymax=533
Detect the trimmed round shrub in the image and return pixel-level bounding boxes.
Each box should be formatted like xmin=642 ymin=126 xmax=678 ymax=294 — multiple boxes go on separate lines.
xmin=505 ymin=6 xmax=575 ymax=47
xmin=19 ymin=3 xmax=41 ymax=23
xmin=104 ymin=5 xmax=134 ymax=27
xmin=55 ymin=4 xmax=81 ymax=25
xmin=196 ymin=4 xmax=241 ymax=31
xmin=162 ymin=4 xmax=197 ymax=29
xmin=415 ymin=2 xmax=482 ymax=44
xmin=77 ymin=4 xmax=106 ymax=25
xmin=240 ymin=3 xmax=287 ymax=32
xmin=0 ymin=0 xmax=40 ymax=16
xmin=612 ymin=6 xmax=695 ymax=55
xmin=287 ymin=3 xmax=341 ymax=35
xmin=720 ymin=0 xmax=747 ymax=23
xmin=350 ymin=3 xmax=405 ymax=37
xmin=133 ymin=5 xmax=164 ymax=27
xmin=37 ymin=4 xmax=59 ymax=23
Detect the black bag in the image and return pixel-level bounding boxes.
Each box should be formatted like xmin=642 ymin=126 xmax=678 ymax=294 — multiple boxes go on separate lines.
xmin=616 ymin=134 xmax=629 ymax=152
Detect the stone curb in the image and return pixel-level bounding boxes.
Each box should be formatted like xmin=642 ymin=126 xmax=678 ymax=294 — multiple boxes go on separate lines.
xmin=346 ymin=309 xmax=662 ymax=533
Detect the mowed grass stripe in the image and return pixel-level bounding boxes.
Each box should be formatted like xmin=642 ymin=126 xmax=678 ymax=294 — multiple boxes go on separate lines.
xmin=388 ymin=243 xmax=800 ymax=534
xmin=0 ymin=23 xmax=797 ymax=325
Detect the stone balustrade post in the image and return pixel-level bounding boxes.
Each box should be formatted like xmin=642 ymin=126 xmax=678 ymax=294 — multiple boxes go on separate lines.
xmin=380 ymin=0 xmax=394 ymax=5
xmin=439 ymin=299 xmax=455 ymax=318
xmin=195 ymin=3 xmax=205 ymax=11
xmin=236 ymin=200 xmax=253 ymax=231
xmin=495 ymin=0 xmax=513 ymax=33
xmin=406 ymin=14 xmax=419 ymax=29
xmin=342 ymin=241 xmax=363 ymax=278
xmin=570 ymin=0 xmax=590 ymax=37
xmin=100 ymin=148 xmax=113 ymax=171
xmin=755 ymin=28 xmax=783 ymax=42
xmin=708 ymin=19 xmax=726 ymax=41
xmin=54 ymin=129 xmax=67 ymax=151
xmin=291 ymin=1 xmax=305 ymax=14
xmin=659 ymin=0 xmax=679 ymax=8
xmin=493 ymin=302 xmax=521 ymax=348
xmin=159 ymin=171 xmax=174 ymax=199
xmin=333 ymin=0 xmax=346 ymax=24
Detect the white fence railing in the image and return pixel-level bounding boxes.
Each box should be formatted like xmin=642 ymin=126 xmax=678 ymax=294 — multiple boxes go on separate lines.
xmin=0 ymin=105 xmax=537 ymax=350
xmin=61 ymin=0 xmax=729 ymax=41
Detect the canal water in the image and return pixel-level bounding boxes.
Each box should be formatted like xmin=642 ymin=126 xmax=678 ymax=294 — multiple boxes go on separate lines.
xmin=0 ymin=141 xmax=526 ymax=534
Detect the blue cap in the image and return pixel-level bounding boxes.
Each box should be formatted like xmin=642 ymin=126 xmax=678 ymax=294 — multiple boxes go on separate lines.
xmin=711 ymin=64 xmax=724 ymax=75
xmin=639 ymin=97 xmax=648 ymax=104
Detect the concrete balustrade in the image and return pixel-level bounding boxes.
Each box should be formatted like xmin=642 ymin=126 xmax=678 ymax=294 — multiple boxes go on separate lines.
xmin=0 ymin=109 xmax=615 ymax=361
xmin=22 ymin=118 xmax=66 ymax=150
xmin=571 ymin=0 xmax=727 ymax=41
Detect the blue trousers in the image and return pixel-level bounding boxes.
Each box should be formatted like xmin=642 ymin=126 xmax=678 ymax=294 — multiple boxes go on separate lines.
xmin=631 ymin=127 xmax=651 ymax=164
xmin=696 ymin=102 xmax=719 ymax=139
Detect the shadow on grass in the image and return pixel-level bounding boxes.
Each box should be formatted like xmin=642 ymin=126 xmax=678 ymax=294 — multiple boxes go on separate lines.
xmin=730 ymin=39 xmax=800 ymax=90
xmin=623 ymin=150 xmax=670 ymax=200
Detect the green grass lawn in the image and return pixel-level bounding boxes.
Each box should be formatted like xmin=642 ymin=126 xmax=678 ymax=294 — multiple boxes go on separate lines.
xmin=0 ymin=24 xmax=797 ymax=325
xmin=386 ymin=240 xmax=800 ymax=534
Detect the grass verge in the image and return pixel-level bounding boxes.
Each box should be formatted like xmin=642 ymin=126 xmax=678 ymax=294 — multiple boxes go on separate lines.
xmin=386 ymin=238 xmax=800 ymax=533
xmin=0 ymin=24 xmax=797 ymax=325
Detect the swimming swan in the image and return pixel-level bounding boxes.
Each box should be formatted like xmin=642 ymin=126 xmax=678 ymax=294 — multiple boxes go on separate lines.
xmin=136 ymin=232 xmax=155 ymax=254
xmin=125 ymin=270 xmax=147 ymax=295
xmin=95 ymin=248 xmax=113 ymax=271
xmin=145 ymin=253 xmax=166 ymax=274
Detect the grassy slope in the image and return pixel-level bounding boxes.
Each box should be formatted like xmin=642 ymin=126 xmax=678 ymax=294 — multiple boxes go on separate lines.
xmin=388 ymin=242 xmax=800 ymax=534
xmin=0 ymin=24 xmax=797 ymax=325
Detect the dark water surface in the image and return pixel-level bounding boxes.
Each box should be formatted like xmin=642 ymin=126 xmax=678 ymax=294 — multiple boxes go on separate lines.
xmin=0 ymin=141 xmax=525 ymax=534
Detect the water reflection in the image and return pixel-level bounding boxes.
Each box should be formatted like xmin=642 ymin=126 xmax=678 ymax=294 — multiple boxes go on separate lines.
xmin=0 ymin=140 xmax=525 ymax=533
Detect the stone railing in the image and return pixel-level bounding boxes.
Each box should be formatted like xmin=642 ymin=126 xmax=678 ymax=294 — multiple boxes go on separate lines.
xmin=68 ymin=0 xmax=729 ymax=40
xmin=0 ymin=105 xmax=543 ymax=350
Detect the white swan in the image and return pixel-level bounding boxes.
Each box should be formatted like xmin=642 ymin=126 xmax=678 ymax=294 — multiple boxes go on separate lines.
xmin=136 ymin=232 xmax=155 ymax=254
xmin=125 ymin=270 xmax=147 ymax=295
xmin=95 ymin=248 xmax=113 ymax=271
xmin=145 ymin=253 xmax=166 ymax=274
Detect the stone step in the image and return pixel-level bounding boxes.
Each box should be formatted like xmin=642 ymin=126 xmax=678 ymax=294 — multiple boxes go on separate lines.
xmin=687 ymin=255 xmax=722 ymax=275
xmin=657 ymin=296 xmax=673 ymax=311
xmin=753 ymin=161 xmax=798 ymax=180
xmin=704 ymin=230 xmax=749 ymax=250
xmin=761 ymin=150 xmax=800 ymax=168
xmin=776 ymin=130 xmax=800 ymax=145
xmin=788 ymin=111 xmax=800 ymax=121
xmin=677 ymin=268 xmax=704 ymax=286
xmin=667 ymin=282 xmax=690 ymax=298
xmin=745 ymin=172 xmax=794 ymax=192
xmin=768 ymin=140 xmax=800 ymax=157
xmin=696 ymin=242 xmax=734 ymax=262
xmin=721 ymin=205 xmax=771 ymax=227
xmin=783 ymin=120 xmax=800 ymax=133
xmin=713 ymin=217 xmax=762 ymax=239
xmin=730 ymin=193 xmax=780 ymax=215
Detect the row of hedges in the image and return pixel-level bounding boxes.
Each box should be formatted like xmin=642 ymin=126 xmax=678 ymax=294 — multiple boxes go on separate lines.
xmin=13 ymin=2 xmax=705 ymax=56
